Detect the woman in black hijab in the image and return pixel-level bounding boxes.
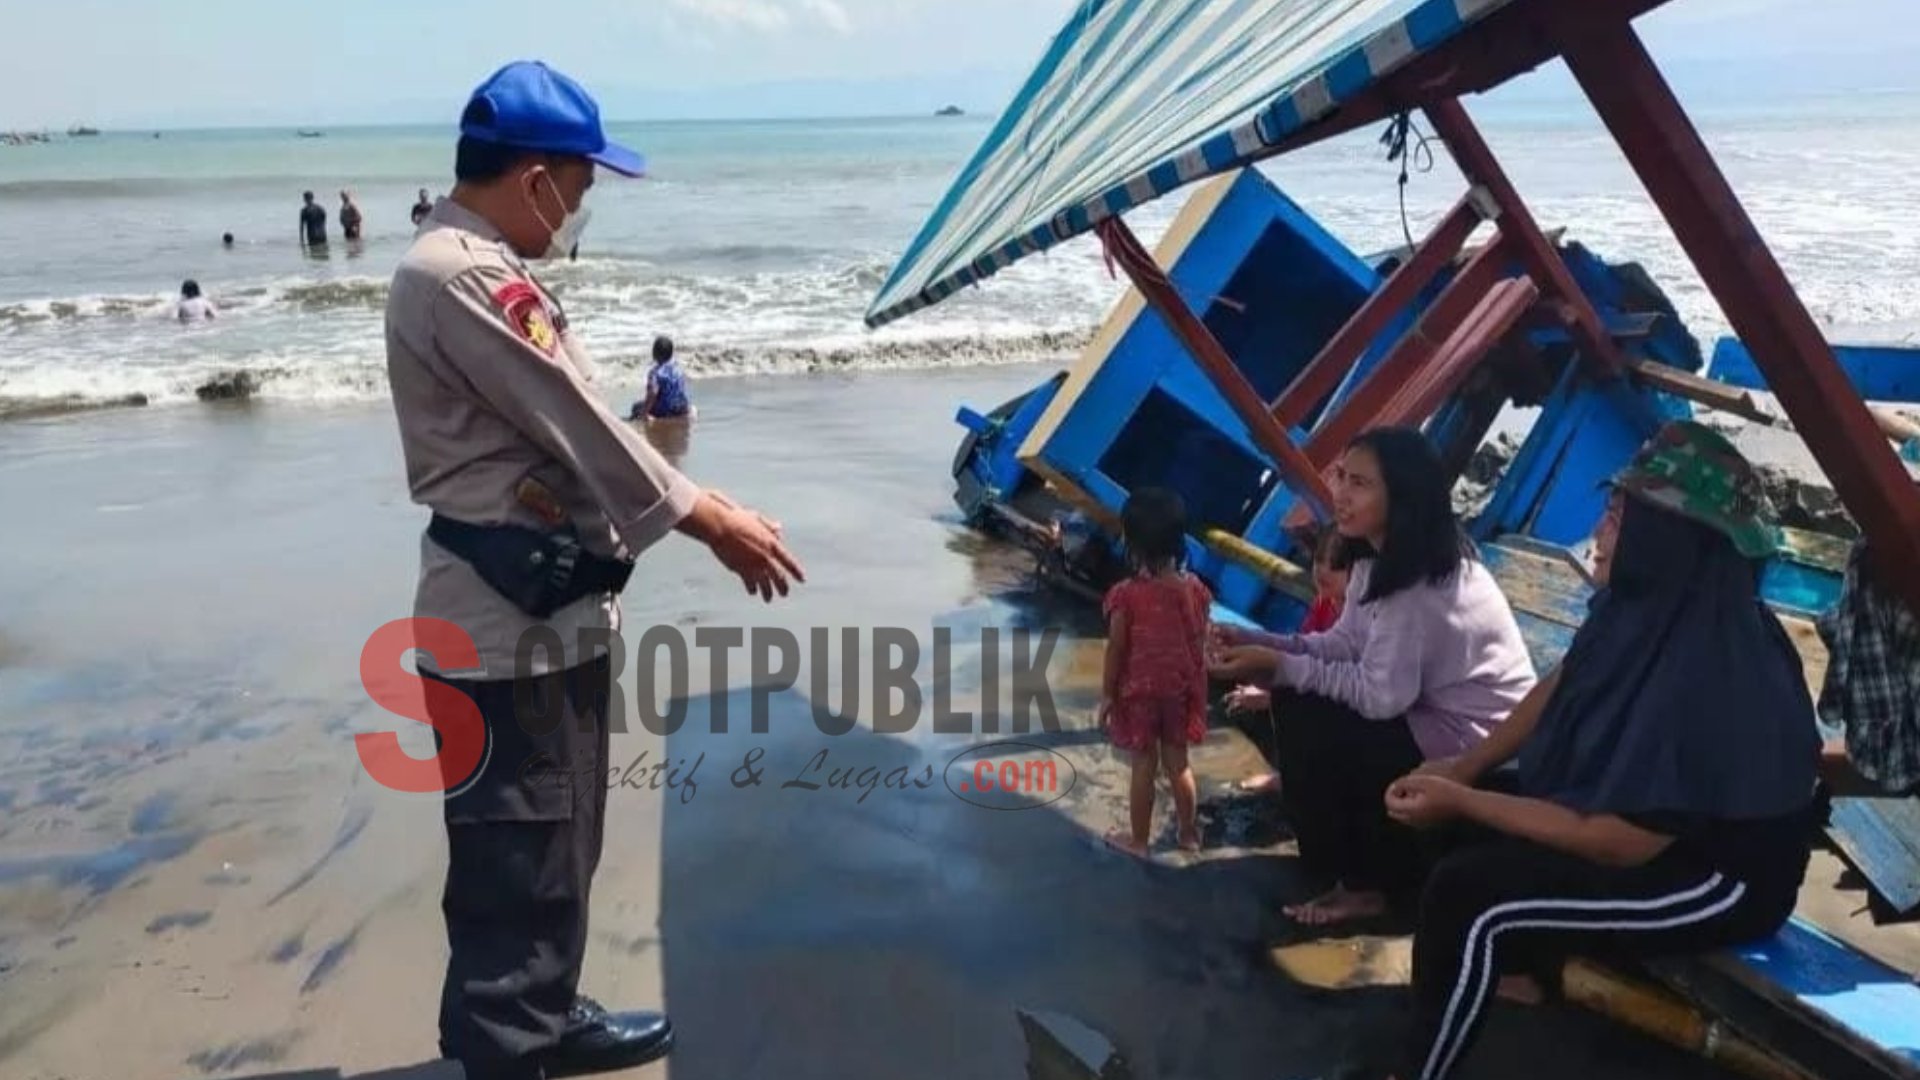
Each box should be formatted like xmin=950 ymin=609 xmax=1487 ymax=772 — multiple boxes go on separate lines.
xmin=1377 ymin=421 xmax=1820 ymax=1080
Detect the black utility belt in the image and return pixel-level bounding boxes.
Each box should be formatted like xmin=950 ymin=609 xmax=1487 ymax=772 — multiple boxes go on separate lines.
xmin=428 ymin=514 xmax=634 ymax=619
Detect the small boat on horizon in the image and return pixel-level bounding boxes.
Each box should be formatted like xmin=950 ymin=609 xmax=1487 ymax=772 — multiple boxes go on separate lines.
xmin=67 ymin=125 xmax=100 ymax=137
xmin=296 ymin=130 xmax=325 ymax=139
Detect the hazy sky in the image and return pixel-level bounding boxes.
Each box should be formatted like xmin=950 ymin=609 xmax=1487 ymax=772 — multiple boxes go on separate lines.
xmin=1 ymin=0 xmax=1915 ymax=129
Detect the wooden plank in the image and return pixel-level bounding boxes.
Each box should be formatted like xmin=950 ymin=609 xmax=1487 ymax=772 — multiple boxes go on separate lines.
xmin=1270 ymin=196 xmax=1482 ymax=428
xmin=1425 ymin=97 xmax=1629 ymax=378
xmin=1658 ymin=349 xmax=1912 ymax=441
xmin=1233 ymin=0 xmax=1676 ymax=176
xmin=1629 ymin=358 xmax=1778 ymax=425
xmin=1016 ymin=172 xmax=1242 ymax=466
xmin=1379 ymin=275 xmax=1540 ymax=426
xmin=1779 ymin=613 xmax=1830 ymax=694
xmin=1828 ymin=799 xmax=1920 ymax=916
xmin=1480 ymin=540 xmax=1831 ymax=687
xmin=1712 ymin=339 xmax=1920 ymax=406
xmin=1609 ymin=311 xmax=1664 ymax=341
xmin=1480 ymin=542 xmax=1592 ymax=631
xmin=1304 ymin=241 xmax=1513 ymax=467
xmin=1652 ymin=939 xmax=1920 ymax=1080
xmin=1480 ymin=542 xmax=1591 ymax=672
xmin=1798 ymin=848 xmax=1920 ymax=978
xmin=1699 ymin=920 xmax=1920 ymax=1078
xmin=1781 ymin=528 xmax=1853 ymax=575
xmin=1096 ymin=215 xmax=1335 ymax=516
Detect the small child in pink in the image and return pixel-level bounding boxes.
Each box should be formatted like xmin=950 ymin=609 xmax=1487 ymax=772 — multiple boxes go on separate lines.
xmin=1100 ymin=488 xmax=1213 ymax=856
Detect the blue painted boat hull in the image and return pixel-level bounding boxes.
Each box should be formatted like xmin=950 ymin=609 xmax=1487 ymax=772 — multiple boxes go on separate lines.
xmin=944 ymin=168 xmax=1845 ymax=628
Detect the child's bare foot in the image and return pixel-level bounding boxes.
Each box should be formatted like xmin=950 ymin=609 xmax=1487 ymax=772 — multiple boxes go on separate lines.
xmin=1177 ymin=828 xmax=1203 ymax=853
xmin=1102 ymin=829 xmax=1150 ymax=859
xmin=1284 ymin=884 xmax=1389 ymax=927
xmin=1282 ymin=885 xmax=1346 ymax=920
xmin=1233 ymin=772 xmax=1280 ymax=795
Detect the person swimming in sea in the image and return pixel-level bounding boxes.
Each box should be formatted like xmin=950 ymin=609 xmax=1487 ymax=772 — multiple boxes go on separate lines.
xmin=629 ymin=336 xmax=694 ymax=422
xmin=175 ymin=280 xmax=217 ymax=323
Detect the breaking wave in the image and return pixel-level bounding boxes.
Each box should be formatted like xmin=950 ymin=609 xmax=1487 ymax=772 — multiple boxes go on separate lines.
xmin=0 ymin=278 xmax=392 ymax=327
xmin=0 ymin=328 xmax=1090 ymax=420
xmin=1 ymin=258 xmax=918 ymax=328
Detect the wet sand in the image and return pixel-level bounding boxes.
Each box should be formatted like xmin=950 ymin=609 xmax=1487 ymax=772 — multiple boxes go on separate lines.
xmin=0 ymin=367 xmax=1739 ymax=1080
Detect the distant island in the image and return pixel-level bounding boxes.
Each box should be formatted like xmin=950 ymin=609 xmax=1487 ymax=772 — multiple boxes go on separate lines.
xmin=935 ymin=105 xmax=965 ymax=117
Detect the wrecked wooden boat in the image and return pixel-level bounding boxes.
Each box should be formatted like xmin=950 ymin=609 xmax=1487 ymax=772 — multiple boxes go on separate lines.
xmin=868 ymin=0 xmax=1920 ymax=1075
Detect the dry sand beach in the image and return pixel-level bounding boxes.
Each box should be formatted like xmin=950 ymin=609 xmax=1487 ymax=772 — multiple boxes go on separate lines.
xmin=0 ymin=366 xmax=1775 ymax=1080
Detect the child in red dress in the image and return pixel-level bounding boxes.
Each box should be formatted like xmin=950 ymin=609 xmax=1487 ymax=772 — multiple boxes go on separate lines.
xmin=1300 ymin=525 xmax=1351 ymax=633
xmin=1100 ymin=489 xmax=1213 ymax=857
xmin=1222 ymin=527 xmax=1352 ymax=793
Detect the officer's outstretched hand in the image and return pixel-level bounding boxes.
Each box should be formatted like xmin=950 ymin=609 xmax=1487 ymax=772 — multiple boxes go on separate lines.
xmin=682 ymin=491 xmax=805 ymax=602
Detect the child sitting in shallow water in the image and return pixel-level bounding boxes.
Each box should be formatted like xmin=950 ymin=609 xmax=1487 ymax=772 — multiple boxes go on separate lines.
xmin=1221 ymin=526 xmax=1351 ymax=793
xmin=630 ymin=335 xmax=693 ymax=422
xmin=1101 ymin=488 xmax=1213 ymax=857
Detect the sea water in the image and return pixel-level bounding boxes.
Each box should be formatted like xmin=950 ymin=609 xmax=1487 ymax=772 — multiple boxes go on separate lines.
xmin=2 ymin=98 xmax=1918 ymax=414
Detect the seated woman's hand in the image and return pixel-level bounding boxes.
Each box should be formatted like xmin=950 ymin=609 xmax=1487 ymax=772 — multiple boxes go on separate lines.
xmin=1209 ymin=622 xmax=1259 ymax=651
xmin=1223 ymin=685 xmax=1271 ymax=716
xmin=1209 ymin=645 xmax=1281 ymax=686
xmin=1385 ymin=773 xmax=1468 ymax=829
xmin=1414 ymin=755 xmax=1477 ymax=786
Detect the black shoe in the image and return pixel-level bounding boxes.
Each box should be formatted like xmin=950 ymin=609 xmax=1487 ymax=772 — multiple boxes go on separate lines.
xmin=537 ymin=997 xmax=673 ymax=1078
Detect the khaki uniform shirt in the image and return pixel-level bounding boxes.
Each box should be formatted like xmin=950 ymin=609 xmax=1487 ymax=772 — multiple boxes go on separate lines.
xmin=385 ymin=200 xmax=699 ymax=679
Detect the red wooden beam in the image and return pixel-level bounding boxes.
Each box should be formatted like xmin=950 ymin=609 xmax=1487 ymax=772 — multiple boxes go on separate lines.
xmin=1306 ymin=239 xmax=1513 ymax=467
xmin=1563 ymin=20 xmax=1920 ymax=614
xmin=1094 ymin=217 xmax=1335 ymax=518
xmin=1242 ymin=0 xmax=1675 ymax=169
xmin=1423 ymin=97 xmax=1627 ymax=378
xmin=1283 ymin=270 xmax=1539 ymax=533
xmin=1382 ymin=276 xmax=1541 ymax=426
xmin=1270 ymin=195 xmax=1484 ymax=429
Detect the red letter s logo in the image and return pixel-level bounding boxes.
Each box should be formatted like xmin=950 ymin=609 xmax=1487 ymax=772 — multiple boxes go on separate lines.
xmin=356 ymin=619 xmax=486 ymax=794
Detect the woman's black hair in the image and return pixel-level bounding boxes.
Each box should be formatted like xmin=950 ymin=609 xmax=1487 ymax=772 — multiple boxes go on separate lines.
xmin=180 ymin=279 xmax=201 ymax=299
xmin=1341 ymin=427 xmax=1477 ymax=604
xmin=653 ymin=335 xmax=674 ymax=363
xmin=1121 ymin=487 xmax=1188 ymax=574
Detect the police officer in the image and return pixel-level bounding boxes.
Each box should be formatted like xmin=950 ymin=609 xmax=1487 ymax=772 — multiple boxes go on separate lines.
xmin=385 ymin=61 xmax=804 ymax=1080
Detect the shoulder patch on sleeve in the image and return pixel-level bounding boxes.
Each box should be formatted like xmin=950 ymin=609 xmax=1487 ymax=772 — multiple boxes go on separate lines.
xmin=492 ymin=280 xmax=559 ymax=356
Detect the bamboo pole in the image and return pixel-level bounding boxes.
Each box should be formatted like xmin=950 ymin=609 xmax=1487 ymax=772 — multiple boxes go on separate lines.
xmin=1561 ymin=959 xmax=1811 ymax=1080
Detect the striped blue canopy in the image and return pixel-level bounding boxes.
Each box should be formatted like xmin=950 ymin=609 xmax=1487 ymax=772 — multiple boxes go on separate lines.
xmin=866 ymin=0 xmax=1516 ymax=328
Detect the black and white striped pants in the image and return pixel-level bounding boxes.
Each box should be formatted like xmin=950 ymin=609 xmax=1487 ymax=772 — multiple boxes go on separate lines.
xmin=1407 ymin=837 xmax=1796 ymax=1080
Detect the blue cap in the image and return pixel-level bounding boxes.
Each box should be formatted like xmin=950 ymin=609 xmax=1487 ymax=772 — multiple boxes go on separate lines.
xmin=460 ymin=61 xmax=646 ymax=177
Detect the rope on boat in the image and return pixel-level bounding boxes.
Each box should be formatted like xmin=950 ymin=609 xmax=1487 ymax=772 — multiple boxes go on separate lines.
xmin=1381 ymin=112 xmax=1438 ymax=252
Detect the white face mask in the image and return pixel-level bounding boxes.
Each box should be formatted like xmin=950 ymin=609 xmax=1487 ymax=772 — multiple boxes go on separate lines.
xmin=527 ymin=170 xmax=592 ymax=261
xmin=543 ymin=205 xmax=592 ymax=261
